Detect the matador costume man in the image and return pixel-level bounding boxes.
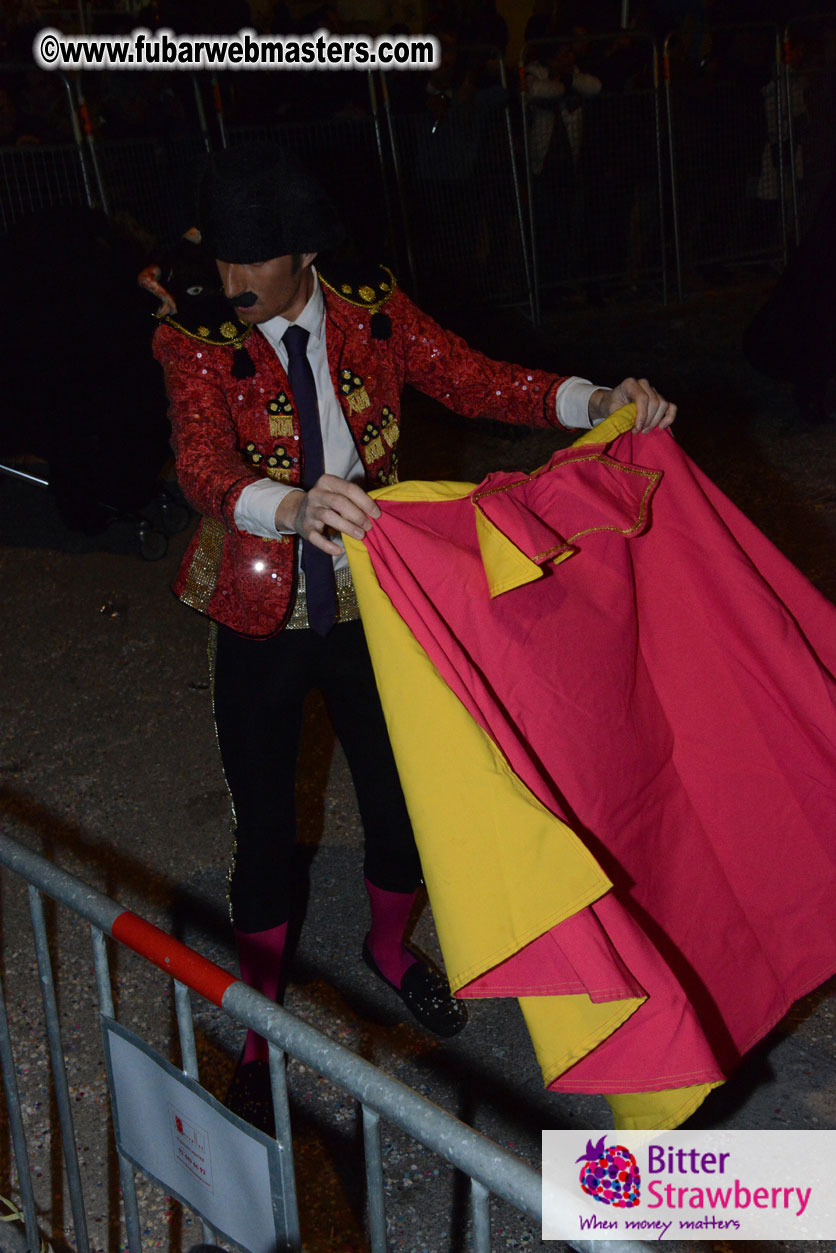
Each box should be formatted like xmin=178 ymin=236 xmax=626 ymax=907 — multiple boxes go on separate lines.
xmin=153 ymin=144 xmax=676 ymax=1125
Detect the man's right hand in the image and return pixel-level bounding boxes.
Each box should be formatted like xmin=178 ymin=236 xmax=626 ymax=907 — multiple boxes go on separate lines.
xmin=275 ymin=475 xmax=381 ymax=557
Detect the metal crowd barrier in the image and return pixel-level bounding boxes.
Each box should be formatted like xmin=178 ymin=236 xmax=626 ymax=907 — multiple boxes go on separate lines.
xmin=0 ymin=142 xmax=90 ymax=233
xmin=0 ymin=65 xmax=95 ymax=233
xmin=521 ymin=32 xmax=667 ymax=319
xmin=0 ymin=832 xmax=554 ymax=1252
xmin=379 ymin=45 xmax=535 ymax=319
xmin=0 ymin=64 xmax=211 ymax=244
xmin=664 ymin=21 xmax=789 ymax=299
xmin=74 ymin=68 xmax=212 ymax=243
xmin=2 ymin=19 xmax=833 ymax=296
xmin=784 ymin=13 xmax=836 ymax=245
xmin=85 ymin=130 xmax=209 ymax=241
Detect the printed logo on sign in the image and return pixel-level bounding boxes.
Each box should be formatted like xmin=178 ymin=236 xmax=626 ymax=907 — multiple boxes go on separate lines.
xmin=576 ymin=1136 xmax=641 ymax=1208
xmin=169 ymin=1104 xmax=214 ymax=1194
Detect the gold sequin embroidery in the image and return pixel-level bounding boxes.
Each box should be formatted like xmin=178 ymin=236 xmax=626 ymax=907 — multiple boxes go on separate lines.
xmin=267 ymin=391 xmax=295 ymax=439
xmin=319 ymin=265 xmax=397 ymax=313
xmin=381 ymin=406 xmax=399 ymax=448
xmin=361 ymin=421 xmax=385 ymax=463
xmin=265 ymin=444 xmax=294 ymax=483
xmin=285 ymin=566 xmax=360 ymax=630
xmin=180 ymin=517 xmax=225 ymax=613
xmin=340 ymin=367 xmax=371 ymax=413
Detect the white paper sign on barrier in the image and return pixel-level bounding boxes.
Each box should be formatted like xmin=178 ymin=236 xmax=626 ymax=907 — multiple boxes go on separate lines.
xmin=103 ymin=1018 xmax=287 ymax=1253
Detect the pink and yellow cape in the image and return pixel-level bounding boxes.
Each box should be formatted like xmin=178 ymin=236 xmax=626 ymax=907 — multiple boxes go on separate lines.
xmin=345 ymin=407 xmax=836 ymax=1130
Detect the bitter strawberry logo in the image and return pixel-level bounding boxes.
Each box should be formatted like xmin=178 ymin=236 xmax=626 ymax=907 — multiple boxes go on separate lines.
xmin=576 ymin=1136 xmax=641 ymax=1207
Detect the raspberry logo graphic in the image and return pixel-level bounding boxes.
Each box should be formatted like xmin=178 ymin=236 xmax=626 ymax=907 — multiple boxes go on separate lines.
xmin=576 ymin=1136 xmax=641 ymax=1207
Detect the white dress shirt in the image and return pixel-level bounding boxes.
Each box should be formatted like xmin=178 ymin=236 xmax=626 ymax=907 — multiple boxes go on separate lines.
xmin=233 ymin=269 xmax=608 ymax=563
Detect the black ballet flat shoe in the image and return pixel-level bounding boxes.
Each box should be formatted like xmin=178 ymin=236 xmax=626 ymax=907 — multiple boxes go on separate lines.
xmin=362 ymin=939 xmax=468 ymax=1038
xmin=225 ymin=1056 xmax=275 ymax=1137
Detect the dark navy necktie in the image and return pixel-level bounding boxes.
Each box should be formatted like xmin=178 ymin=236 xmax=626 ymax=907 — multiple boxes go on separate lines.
xmin=283 ymin=323 xmax=338 ymax=636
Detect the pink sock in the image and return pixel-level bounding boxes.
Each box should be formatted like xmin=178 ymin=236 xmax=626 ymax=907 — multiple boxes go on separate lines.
xmin=234 ymin=921 xmax=288 ymax=1065
xmin=364 ymin=878 xmax=418 ymax=988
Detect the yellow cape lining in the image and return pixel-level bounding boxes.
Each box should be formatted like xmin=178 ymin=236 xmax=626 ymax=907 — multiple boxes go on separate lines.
xmin=345 ymin=405 xmax=714 ymax=1128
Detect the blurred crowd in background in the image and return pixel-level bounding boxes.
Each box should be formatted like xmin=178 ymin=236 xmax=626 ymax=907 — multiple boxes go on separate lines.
xmin=2 ymin=0 xmax=836 ymax=144
xmin=1 ymin=0 xmax=834 ymax=323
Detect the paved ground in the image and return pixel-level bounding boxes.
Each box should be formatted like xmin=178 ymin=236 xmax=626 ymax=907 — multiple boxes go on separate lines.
xmin=2 ymin=275 xmax=836 ymax=1253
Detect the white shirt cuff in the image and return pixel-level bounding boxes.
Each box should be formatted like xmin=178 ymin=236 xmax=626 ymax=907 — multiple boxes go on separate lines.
xmin=555 ymin=376 xmax=610 ymax=429
xmin=234 ymin=478 xmax=300 ymax=538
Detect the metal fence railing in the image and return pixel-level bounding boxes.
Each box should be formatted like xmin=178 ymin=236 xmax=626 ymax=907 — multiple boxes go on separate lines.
xmin=521 ymin=32 xmax=667 ymax=318
xmin=0 ymin=141 xmax=90 ymax=232
xmin=2 ymin=18 xmax=834 ymax=305
xmin=0 ymin=831 xmax=564 ymax=1252
xmin=664 ymin=22 xmax=789 ymax=297
xmin=784 ymin=13 xmax=836 ymax=245
xmin=73 ymin=68 xmax=212 ymax=241
xmin=0 ymin=65 xmax=94 ymax=232
xmin=380 ymin=46 xmax=534 ymax=318
xmin=0 ymin=64 xmax=213 ymax=243
xmin=87 ymin=132 xmax=209 ymax=241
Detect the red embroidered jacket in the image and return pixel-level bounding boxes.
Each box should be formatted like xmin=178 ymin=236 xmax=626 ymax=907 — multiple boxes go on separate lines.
xmin=154 ymin=276 xmax=568 ymax=637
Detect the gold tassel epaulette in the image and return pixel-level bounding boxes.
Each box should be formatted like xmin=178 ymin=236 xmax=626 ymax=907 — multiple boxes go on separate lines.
xmin=320 ymin=264 xmax=396 ymax=339
xmin=162 ymin=314 xmax=253 ymax=350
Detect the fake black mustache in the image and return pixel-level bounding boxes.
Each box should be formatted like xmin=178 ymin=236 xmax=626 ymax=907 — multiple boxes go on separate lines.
xmin=229 ymin=291 xmax=258 ymax=308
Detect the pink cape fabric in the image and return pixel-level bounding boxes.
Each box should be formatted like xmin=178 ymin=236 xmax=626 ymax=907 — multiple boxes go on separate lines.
xmin=361 ymin=430 xmax=836 ymax=1094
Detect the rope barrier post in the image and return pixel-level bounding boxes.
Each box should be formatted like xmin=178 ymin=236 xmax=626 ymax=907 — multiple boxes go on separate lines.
xmin=361 ymin=1105 xmax=386 ymax=1252
xmin=27 ymin=887 xmax=90 ymax=1253
xmin=90 ymin=926 xmax=143 ymax=1253
xmin=0 ymin=977 xmax=41 ymax=1253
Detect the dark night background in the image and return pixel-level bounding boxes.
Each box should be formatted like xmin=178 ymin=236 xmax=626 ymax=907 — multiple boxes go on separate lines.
xmin=1 ymin=0 xmax=836 ymax=1249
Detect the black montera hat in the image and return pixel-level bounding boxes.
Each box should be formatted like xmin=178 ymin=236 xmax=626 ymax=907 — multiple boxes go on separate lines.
xmin=198 ymin=143 xmax=345 ymax=264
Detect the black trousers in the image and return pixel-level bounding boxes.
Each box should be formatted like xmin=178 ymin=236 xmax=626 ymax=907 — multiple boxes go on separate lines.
xmin=213 ymin=618 xmax=422 ymax=933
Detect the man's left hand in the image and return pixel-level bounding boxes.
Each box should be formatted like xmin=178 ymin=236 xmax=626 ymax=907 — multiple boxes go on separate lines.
xmin=589 ymin=378 xmax=677 ymax=433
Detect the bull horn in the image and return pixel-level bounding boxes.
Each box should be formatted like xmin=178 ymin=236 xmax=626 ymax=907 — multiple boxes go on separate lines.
xmin=138 ymin=264 xmax=178 ymax=317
